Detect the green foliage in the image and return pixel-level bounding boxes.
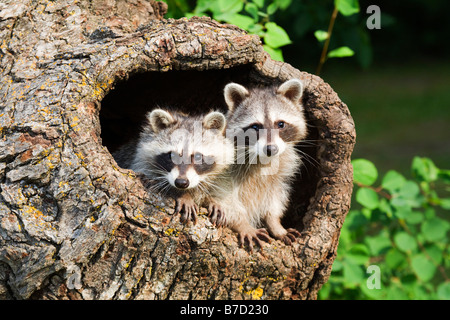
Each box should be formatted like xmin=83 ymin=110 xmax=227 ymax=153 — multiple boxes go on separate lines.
xmin=320 ymin=157 xmax=450 ymax=300
xmin=327 ymin=46 xmax=355 ymax=58
xmin=162 ymin=0 xmax=294 ymax=61
xmin=334 ymin=0 xmax=359 ymax=17
xmin=163 ymin=0 xmax=374 ymax=69
xmin=162 ymin=0 xmax=371 ymax=68
xmin=314 ymin=0 xmax=361 ymax=75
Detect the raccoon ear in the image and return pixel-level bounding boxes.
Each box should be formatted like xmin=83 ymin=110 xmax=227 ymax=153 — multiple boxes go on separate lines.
xmin=277 ymin=79 xmax=304 ymax=103
xmin=224 ymin=83 xmax=249 ymax=112
xmin=148 ymin=109 xmax=176 ymax=133
xmin=203 ymin=111 xmax=226 ymax=132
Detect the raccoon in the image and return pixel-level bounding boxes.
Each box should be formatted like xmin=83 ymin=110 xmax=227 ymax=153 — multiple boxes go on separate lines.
xmin=222 ymin=79 xmax=308 ymax=249
xmin=113 ymin=108 xmax=234 ymax=225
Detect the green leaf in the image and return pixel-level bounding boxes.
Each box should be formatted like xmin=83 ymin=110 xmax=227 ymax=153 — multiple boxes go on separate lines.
xmin=424 ymin=207 xmax=436 ymax=220
xmin=412 ymin=156 xmax=439 ymax=182
xmin=360 ymin=282 xmax=385 ymax=299
xmin=262 ymin=45 xmax=284 ymax=61
xmin=267 ymin=3 xmax=278 ymax=15
xmin=393 ymin=205 xmax=412 ymax=219
xmin=218 ymin=0 xmax=243 ymax=13
xmin=405 ymin=211 xmax=424 ymax=225
xmin=411 ymin=254 xmax=436 ymax=282
xmin=352 ymin=158 xmax=378 ymax=186
xmin=424 ymin=244 xmax=444 ymax=265
xmin=314 ymin=30 xmax=329 ymax=42
xmin=245 ymin=3 xmax=259 ymax=21
xmin=327 ymin=46 xmax=355 ymax=58
xmin=193 ymin=0 xmax=213 ymax=13
xmin=247 ymin=23 xmax=264 ymax=36
xmin=411 ymin=283 xmax=431 ymax=300
xmin=356 ymin=188 xmax=379 ymax=210
xmin=257 ymin=10 xmax=268 ymax=18
xmin=393 ymin=231 xmax=418 ymax=253
xmin=391 ymin=181 xmax=423 ymax=208
xmin=331 ymin=259 xmax=343 ymax=272
xmin=399 ymin=181 xmax=421 ymax=199
xmin=343 ymin=261 xmax=365 ymax=286
xmin=365 ymin=231 xmax=391 ymax=255
xmin=385 ymin=248 xmax=406 ymax=269
xmin=439 ymin=198 xmax=450 ymax=210
xmin=421 ymin=217 xmax=449 ymax=242
xmin=344 ymin=210 xmax=368 ymax=230
xmin=386 ymin=285 xmax=409 ymax=300
xmin=382 ymin=170 xmax=406 ymax=194
xmin=318 ymin=282 xmax=331 ymax=299
xmin=347 ymin=244 xmax=370 ymax=265
xmin=253 ymin=0 xmax=264 ymax=8
xmin=185 ymin=12 xmax=201 ymax=19
xmin=438 ymin=169 xmax=450 ymax=184
xmin=264 ymin=22 xmax=292 ymax=48
xmin=437 ymin=282 xmax=450 ymax=300
xmin=275 ymin=0 xmax=292 ymax=10
xmin=334 ymin=0 xmax=360 ymax=16
xmin=378 ymin=198 xmax=393 ymax=217
xmin=223 ymin=13 xmax=255 ymax=30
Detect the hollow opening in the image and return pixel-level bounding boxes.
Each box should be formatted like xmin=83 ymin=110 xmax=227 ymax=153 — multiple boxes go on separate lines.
xmin=99 ymin=66 xmax=320 ymax=230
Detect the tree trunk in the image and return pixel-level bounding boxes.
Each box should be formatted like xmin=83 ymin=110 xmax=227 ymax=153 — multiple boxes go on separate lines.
xmin=0 ymin=0 xmax=355 ymax=300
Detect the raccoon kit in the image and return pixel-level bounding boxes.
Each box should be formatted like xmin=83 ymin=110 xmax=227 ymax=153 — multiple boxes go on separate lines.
xmin=223 ymin=79 xmax=307 ymax=248
xmin=113 ymin=109 xmax=233 ymax=225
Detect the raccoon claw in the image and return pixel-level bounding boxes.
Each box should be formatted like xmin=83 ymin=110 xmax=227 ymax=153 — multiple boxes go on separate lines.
xmin=280 ymin=228 xmax=301 ymax=245
xmin=175 ymin=199 xmax=198 ymax=225
xmin=208 ymin=203 xmax=226 ymax=227
xmin=239 ymin=228 xmax=272 ymax=253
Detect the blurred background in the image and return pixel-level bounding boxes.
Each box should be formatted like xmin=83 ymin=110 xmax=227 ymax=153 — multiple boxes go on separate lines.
xmin=162 ymin=0 xmax=450 ymax=299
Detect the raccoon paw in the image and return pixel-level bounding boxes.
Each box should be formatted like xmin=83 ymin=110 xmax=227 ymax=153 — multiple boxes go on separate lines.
xmin=208 ymin=202 xmax=226 ymax=227
xmin=175 ymin=199 xmax=198 ymax=225
xmin=239 ymin=228 xmax=272 ymax=253
xmin=279 ymin=228 xmax=301 ymax=245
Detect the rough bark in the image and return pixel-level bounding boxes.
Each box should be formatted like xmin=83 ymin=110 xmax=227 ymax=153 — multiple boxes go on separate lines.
xmin=0 ymin=0 xmax=355 ymax=300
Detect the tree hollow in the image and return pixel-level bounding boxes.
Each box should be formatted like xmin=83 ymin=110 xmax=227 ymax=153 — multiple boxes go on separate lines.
xmin=0 ymin=1 xmax=355 ymax=300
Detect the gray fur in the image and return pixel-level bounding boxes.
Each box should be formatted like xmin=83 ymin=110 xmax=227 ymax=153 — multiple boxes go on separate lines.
xmin=113 ymin=108 xmax=234 ymax=225
xmin=221 ymin=79 xmax=308 ymax=248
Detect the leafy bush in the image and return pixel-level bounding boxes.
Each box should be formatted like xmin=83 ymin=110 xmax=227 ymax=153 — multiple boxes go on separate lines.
xmin=164 ymin=0 xmax=294 ymax=61
xmin=319 ymin=157 xmax=450 ymax=299
xmin=163 ymin=0 xmax=362 ymax=67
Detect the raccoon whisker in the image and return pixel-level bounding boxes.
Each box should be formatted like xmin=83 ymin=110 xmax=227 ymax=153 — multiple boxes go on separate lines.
xmin=145 ymin=172 xmax=167 ymax=180
xmin=145 ymin=171 xmax=168 ymax=181
xmin=149 ymin=176 xmax=169 ymax=186
xmin=235 ymin=151 xmax=250 ymax=165
xmin=159 ymin=181 xmax=174 ymax=197
xmin=199 ymin=176 xmax=217 ymax=191
xmin=197 ymin=181 xmax=212 ymax=198
xmin=149 ymin=162 xmax=169 ymax=173
xmin=295 ymin=149 xmax=320 ymax=169
xmin=235 ymin=152 xmax=257 ymax=178
xmin=305 ymin=122 xmax=320 ymax=129
xmin=287 ymin=139 xmax=320 ymax=147
xmin=201 ymin=177 xmax=227 ymax=195
xmin=249 ymin=151 xmax=258 ymax=166
xmin=149 ymin=180 xmax=171 ymax=195
xmin=297 ymin=158 xmax=309 ymax=178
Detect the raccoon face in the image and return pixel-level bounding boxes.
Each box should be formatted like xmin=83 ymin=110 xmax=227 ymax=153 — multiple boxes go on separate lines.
xmin=135 ymin=109 xmax=233 ymax=191
xmin=224 ymin=79 xmax=307 ymax=164
xmin=155 ymin=150 xmax=216 ymax=190
xmin=242 ymin=121 xmax=288 ymax=163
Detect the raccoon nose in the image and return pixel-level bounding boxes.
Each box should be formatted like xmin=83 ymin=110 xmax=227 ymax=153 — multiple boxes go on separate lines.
xmin=175 ymin=178 xmax=190 ymax=189
xmin=264 ymin=145 xmax=279 ymax=157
